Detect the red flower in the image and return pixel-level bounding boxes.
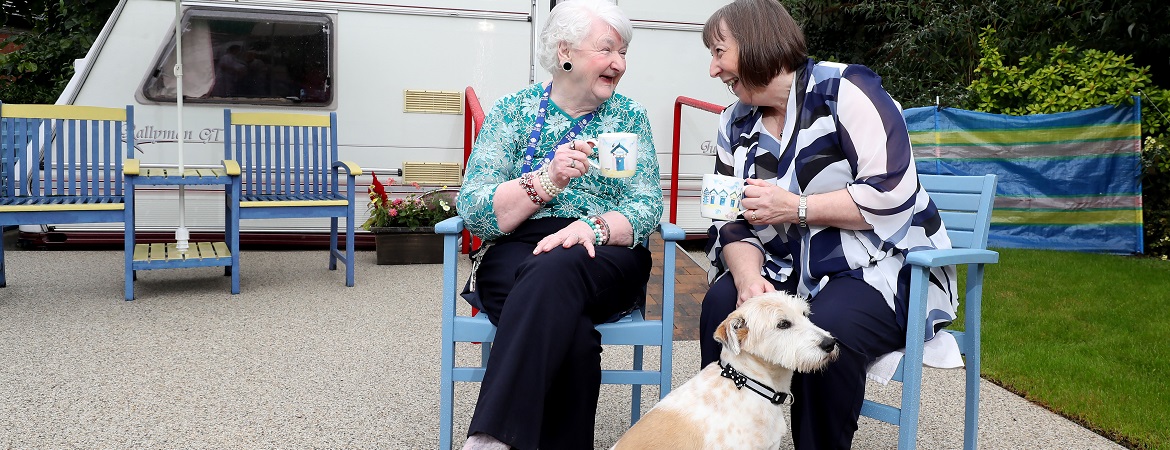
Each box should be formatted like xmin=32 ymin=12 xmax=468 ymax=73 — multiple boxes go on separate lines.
xmin=370 ymin=171 xmax=389 ymax=205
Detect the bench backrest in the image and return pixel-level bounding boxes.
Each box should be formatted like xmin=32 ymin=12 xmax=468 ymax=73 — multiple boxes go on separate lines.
xmin=1 ymin=103 xmax=134 ymax=199
xmin=222 ymin=110 xmax=339 ymax=198
xmin=919 ymin=174 xmax=998 ymax=250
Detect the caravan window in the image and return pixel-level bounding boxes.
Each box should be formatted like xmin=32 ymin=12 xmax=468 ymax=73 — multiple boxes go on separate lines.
xmin=142 ymin=9 xmax=333 ymax=106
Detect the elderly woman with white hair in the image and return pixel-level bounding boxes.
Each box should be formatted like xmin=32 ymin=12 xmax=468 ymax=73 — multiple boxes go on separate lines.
xmin=455 ymin=0 xmax=662 ymax=449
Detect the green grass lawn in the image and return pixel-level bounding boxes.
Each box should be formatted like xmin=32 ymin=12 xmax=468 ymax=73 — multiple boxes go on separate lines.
xmin=973 ymin=248 xmax=1170 ymax=449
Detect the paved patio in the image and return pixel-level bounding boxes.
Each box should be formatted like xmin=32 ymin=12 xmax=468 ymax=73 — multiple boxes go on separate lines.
xmin=0 ymin=229 xmax=1123 ymax=449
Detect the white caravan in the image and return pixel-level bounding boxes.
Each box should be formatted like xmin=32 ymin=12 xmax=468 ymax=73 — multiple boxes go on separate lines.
xmin=35 ymin=0 xmax=731 ymax=244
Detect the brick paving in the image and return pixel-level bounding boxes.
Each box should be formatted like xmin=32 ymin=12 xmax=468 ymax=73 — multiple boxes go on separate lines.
xmin=644 ymin=236 xmax=708 ymax=341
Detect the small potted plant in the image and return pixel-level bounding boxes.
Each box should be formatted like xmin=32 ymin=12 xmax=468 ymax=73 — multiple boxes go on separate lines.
xmin=362 ymin=172 xmax=457 ymax=264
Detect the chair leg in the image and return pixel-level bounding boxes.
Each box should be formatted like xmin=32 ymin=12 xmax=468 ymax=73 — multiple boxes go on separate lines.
xmin=898 ymin=265 xmax=932 ymax=450
xmin=440 ymin=339 xmax=456 ymax=450
xmin=630 ymin=344 xmax=644 ymax=425
xmin=124 ymin=213 xmax=134 ymax=301
xmin=345 ymin=212 xmax=355 ymax=287
xmin=964 ymin=265 xmax=986 ymax=450
xmin=124 ymin=192 xmax=135 ymax=300
xmin=0 ymin=238 xmax=7 ymax=288
xmin=329 ymin=217 xmax=339 ymax=271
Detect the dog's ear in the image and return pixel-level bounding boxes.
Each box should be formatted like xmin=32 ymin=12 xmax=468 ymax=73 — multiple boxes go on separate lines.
xmin=714 ymin=312 xmax=747 ymax=355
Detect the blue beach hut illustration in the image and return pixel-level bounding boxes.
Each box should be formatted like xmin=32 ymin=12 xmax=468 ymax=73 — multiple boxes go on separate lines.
xmin=610 ymin=143 xmax=630 ymax=171
xmin=703 ymin=187 xmax=739 ymax=208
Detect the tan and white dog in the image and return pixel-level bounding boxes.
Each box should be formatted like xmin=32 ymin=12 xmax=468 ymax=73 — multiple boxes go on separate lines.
xmin=612 ymin=292 xmax=839 ymax=450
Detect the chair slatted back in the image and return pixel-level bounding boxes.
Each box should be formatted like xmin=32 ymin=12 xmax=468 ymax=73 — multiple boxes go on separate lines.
xmin=920 ymin=174 xmax=998 ymax=251
xmin=223 ymin=110 xmax=338 ymax=198
xmin=1 ymin=104 xmax=133 ymax=200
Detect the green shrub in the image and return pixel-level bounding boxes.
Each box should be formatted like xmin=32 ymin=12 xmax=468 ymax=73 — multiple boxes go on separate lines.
xmin=967 ymin=27 xmax=1170 ymax=257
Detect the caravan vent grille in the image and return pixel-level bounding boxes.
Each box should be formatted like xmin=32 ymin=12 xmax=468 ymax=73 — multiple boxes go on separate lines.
xmin=403 ymin=90 xmax=463 ymax=114
xmin=403 ymin=161 xmax=463 ymax=186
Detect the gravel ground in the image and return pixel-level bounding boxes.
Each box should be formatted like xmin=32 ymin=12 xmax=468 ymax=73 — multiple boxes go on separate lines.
xmin=0 ymin=230 xmax=1122 ymax=449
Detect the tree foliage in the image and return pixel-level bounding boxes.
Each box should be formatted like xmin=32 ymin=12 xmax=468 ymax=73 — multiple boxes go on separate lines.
xmin=0 ymin=0 xmax=121 ymax=104
xmin=785 ymin=0 xmax=1170 ymax=109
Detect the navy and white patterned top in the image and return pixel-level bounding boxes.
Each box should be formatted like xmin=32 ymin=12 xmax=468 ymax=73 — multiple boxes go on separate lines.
xmin=457 ymin=83 xmax=663 ymax=246
xmin=705 ymin=59 xmax=961 ymax=372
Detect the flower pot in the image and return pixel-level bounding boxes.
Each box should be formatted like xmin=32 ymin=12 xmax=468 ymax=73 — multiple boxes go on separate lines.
xmin=371 ymin=226 xmax=444 ymax=265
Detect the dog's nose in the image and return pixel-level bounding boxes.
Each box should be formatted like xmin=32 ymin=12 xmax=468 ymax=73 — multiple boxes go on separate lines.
xmin=819 ymin=337 xmax=838 ymax=353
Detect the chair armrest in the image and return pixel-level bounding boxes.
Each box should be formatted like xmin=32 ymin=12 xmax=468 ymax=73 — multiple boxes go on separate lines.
xmin=333 ymin=160 xmax=362 ymax=176
xmin=906 ymin=248 xmax=999 ymax=268
xmin=436 ymin=216 xmax=465 ymax=234
xmin=221 ymin=159 xmax=241 ymax=176
xmin=657 ymin=221 xmax=685 ymax=242
xmin=123 ymin=159 xmax=140 ymax=176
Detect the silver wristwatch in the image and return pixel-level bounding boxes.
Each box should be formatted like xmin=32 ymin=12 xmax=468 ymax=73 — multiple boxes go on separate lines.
xmin=798 ymin=194 xmax=808 ymax=228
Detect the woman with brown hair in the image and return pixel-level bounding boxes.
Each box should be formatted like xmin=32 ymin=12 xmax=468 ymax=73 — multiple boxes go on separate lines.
xmin=698 ymin=0 xmax=960 ymax=448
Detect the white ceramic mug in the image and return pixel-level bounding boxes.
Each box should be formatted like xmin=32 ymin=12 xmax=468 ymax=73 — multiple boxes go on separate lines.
xmin=700 ymin=173 xmax=745 ymax=220
xmin=595 ymin=132 xmax=638 ymax=178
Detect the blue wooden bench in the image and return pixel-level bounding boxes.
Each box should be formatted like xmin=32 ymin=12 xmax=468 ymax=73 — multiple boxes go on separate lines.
xmin=222 ymin=110 xmax=360 ymax=288
xmin=0 ymin=103 xmax=135 ymax=289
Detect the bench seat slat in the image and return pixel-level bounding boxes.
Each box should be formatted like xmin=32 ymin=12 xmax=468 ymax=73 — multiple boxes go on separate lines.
xmin=0 ymin=195 xmax=124 ymax=211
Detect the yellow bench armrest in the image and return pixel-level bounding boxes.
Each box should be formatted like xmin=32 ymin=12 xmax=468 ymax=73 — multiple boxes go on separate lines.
xmin=124 ymin=159 xmax=140 ymax=176
xmin=334 ymin=160 xmax=362 ymax=177
xmin=221 ymin=159 xmax=241 ymax=176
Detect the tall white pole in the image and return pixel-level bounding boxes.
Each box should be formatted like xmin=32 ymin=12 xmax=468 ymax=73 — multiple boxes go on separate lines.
xmin=174 ymin=0 xmax=190 ymax=252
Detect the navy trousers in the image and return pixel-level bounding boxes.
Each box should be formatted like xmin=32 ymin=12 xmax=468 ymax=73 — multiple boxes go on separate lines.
xmin=699 ymin=273 xmax=905 ymax=450
xmin=466 ymin=218 xmax=651 ymax=450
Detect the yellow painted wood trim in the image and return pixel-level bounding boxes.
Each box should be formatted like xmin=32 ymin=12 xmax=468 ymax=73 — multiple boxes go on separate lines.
xmin=133 ymin=244 xmax=149 ymax=262
xmin=212 ymin=241 xmax=231 ymax=257
xmin=230 ymin=112 xmax=330 ymax=127
xmin=2 ymin=104 xmax=127 ymax=121
xmin=0 ymin=203 xmax=123 ymax=212
xmin=124 ymin=159 xmax=141 ymax=176
xmin=166 ymin=243 xmax=185 ymax=260
xmin=194 ymin=242 xmax=212 ymax=258
xmin=149 ymin=243 xmax=167 ymax=261
xmin=241 ymin=200 xmax=348 ymax=207
xmin=337 ymin=160 xmax=362 ymax=176
xmin=222 ymin=159 xmax=241 ymax=176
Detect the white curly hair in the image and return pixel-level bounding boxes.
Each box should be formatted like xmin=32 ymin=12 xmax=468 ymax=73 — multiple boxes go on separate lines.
xmin=537 ymin=0 xmax=633 ymax=74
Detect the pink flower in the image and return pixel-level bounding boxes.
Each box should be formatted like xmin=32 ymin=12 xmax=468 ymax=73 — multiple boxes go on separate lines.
xmin=389 ymin=209 xmax=398 ymax=217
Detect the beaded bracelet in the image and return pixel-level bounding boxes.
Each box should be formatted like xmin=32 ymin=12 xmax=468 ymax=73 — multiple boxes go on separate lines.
xmin=582 ymin=214 xmax=611 ymax=246
xmin=519 ymin=172 xmax=544 ymax=206
xmin=537 ymin=168 xmax=565 ymax=197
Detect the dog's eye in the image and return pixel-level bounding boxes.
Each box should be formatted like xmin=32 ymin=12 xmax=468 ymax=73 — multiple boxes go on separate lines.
xmin=777 ymin=320 xmax=792 ymax=330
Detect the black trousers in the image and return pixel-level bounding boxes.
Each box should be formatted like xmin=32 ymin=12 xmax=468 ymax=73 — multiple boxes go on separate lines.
xmin=699 ymin=273 xmax=905 ymax=450
xmin=465 ymin=218 xmax=651 ymax=450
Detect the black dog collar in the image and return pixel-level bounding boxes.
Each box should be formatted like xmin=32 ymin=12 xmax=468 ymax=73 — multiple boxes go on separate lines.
xmin=718 ymin=360 xmax=790 ymax=405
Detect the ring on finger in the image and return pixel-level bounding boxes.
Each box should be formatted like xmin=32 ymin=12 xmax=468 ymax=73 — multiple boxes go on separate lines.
xmin=751 ymin=211 xmax=758 ymax=221
xmin=570 ymin=141 xmax=577 ymax=150
xmin=570 ymin=160 xmax=577 ymax=169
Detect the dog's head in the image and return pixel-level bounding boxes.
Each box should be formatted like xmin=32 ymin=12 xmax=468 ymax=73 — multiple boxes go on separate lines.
xmin=713 ymin=292 xmax=839 ymax=373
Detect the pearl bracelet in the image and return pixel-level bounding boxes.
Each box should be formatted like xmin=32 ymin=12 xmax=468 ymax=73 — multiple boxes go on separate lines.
xmin=537 ymin=168 xmax=565 ymax=197
xmin=582 ymin=214 xmax=610 ymax=246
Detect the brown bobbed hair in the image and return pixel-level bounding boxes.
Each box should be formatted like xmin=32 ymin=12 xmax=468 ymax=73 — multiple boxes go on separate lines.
xmin=702 ymin=0 xmax=807 ymax=90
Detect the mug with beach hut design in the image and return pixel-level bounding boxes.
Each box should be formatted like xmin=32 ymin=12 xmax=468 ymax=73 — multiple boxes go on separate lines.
xmin=596 ymin=132 xmax=638 ymax=178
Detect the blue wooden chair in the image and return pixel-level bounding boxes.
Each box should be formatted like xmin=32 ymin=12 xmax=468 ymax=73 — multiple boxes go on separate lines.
xmin=860 ymin=173 xmax=999 ymax=450
xmin=436 ymin=216 xmax=684 ymax=450
xmin=222 ymin=110 xmax=360 ymax=288
xmin=0 ymin=103 xmax=134 ymax=291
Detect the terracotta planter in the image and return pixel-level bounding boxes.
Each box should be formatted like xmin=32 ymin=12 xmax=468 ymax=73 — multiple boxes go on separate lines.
xmin=370 ymin=226 xmax=443 ymax=265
